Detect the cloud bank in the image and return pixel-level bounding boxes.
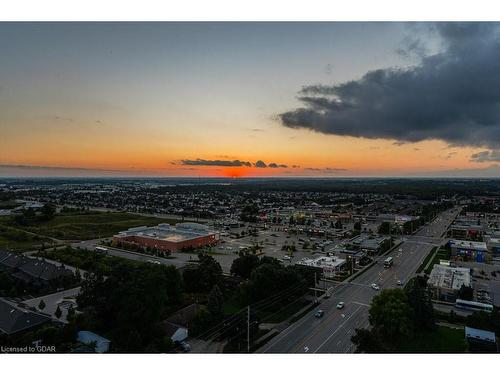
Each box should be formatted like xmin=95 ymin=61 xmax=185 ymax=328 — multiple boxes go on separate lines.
xmin=179 ymin=159 xmax=288 ymax=168
xmin=279 ymin=23 xmax=500 ymax=152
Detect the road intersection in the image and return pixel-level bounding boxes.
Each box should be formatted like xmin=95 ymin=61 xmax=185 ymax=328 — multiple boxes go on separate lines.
xmin=259 ymin=207 xmax=460 ymax=353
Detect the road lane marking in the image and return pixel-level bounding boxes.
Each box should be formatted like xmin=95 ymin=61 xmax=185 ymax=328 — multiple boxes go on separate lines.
xmin=313 ymin=305 xmax=363 ymax=353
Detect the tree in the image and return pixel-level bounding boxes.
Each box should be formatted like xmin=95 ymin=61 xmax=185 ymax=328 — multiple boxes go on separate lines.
xmin=405 ymin=277 xmax=435 ymax=331
xmin=378 ymin=222 xmax=391 ymax=235
xmin=368 ymin=289 xmax=414 ymax=340
xmin=354 ymin=221 xmax=362 ymax=231
xmin=230 ymin=253 xmax=260 ymax=279
xmin=66 ymin=305 xmax=76 ymax=322
xmin=76 ymin=262 xmax=183 ymax=352
xmin=41 ymin=203 xmax=56 ymax=221
xmin=466 ymin=309 xmax=500 ymax=336
xmin=38 ymin=299 xmax=46 ymax=311
xmin=239 ymin=262 xmax=306 ymax=304
xmin=55 ymin=305 xmax=62 ymax=319
xmin=207 ymin=285 xmax=224 ymax=321
xmin=183 ymin=255 xmax=222 ymax=293
xmin=351 ymin=328 xmax=386 ymax=353
xmin=458 ymin=285 xmax=474 ymax=301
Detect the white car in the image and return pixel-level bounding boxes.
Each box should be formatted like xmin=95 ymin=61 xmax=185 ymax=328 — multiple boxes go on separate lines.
xmin=283 ymin=255 xmax=291 ymax=260
xmin=336 ymin=301 xmax=345 ymax=309
xmin=396 ymin=280 xmax=402 ymax=286
xmin=371 ymin=283 xmax=380 ymax=290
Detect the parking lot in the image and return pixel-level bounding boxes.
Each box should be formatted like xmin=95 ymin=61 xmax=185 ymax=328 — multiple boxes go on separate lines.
xmin=456 ymin=260 xmax=500 ymax=306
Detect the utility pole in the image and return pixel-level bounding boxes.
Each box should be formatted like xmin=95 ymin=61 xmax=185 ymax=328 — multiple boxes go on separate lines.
xmin=247 ymin=306 xmax=250 ymax=353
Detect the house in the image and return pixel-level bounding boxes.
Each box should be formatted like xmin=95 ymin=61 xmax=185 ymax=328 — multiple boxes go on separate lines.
xmin=0 ymin=298 xmax=52 ymax=336
xmin=161 ymin=303 xmax=200 ymax=343
xmin=0 ymin=250 xmax=73 ymax=286
xmin=162 ymin=322 xmax=188 ymax=343
xmin=77 ymin=331 xmax=111 ymax=353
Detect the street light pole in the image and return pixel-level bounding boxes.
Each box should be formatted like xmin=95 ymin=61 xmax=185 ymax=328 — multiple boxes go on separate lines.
xmin=247 ymin=306 xmax=250 ymax=353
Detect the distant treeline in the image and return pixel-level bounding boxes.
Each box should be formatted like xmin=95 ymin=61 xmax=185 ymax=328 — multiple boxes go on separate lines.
xmin=2 ymin=178 xmax=500 ymax=199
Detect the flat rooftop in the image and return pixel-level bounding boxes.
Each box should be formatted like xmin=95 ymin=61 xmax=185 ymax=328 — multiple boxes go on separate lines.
xmin=449 ymin=239 xmax=488 ymax=251
xmin=296 ymin=256 xmax=346 ymax=269
xmin=428 ymin=264 xmax=471 ymax=291
xmin=115 ymin=222 xmax=217 ymax=243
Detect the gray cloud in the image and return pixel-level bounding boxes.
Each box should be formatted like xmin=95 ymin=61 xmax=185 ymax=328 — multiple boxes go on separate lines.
xmin=442 ymin=152 xmax=457 ymax=160
xmin=180 ymin=159 xmax=252 ymax=167
xmin=470 ymin=150 xmax=500 ymax=162
xmin=254 ymin=160 xmax=267 ymax=168
xmin=268 ymin=163 xmax=288 ymax=168
xmin=415 ymin=164 xmax=500 ymax=177
xmin=0 ymin=164 xmax=122 ymax=172
xmin=279 ymin=23 xmax=500 ymax=152
xmin=304 ymin=167 xmax=347 ymax=173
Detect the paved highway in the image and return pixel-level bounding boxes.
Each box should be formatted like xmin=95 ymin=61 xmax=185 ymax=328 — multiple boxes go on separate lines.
xmin=259 ymin=207 xmax=460 ymax=353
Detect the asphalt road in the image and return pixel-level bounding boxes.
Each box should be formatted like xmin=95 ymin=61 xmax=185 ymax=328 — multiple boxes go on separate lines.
xmin=259 ymin=207 xmax=461 ymax=353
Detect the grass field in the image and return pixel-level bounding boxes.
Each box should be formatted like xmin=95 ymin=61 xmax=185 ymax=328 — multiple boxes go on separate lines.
xmin=0 ymin=211 xmax=182 ymax=242
xmin=0 ymin=200 xmax=20 ymax=209
xmin=40 ymin=246 xmax=140 ymax=274
xmin=424 ymin=247 xmax=451 ymax=273
xmin=399 ymin=326 xmax=468 ymax=353
xmin=416 ymin=246 xmax=438 ymax=274
xmin=0 ymin=224 xmax=54 ymax=251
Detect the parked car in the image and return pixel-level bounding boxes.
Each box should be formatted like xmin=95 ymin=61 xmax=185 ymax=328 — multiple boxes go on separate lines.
xmin=371 ymin=283 xmax=380 ymax=290
xmin=336 ymin=302 xmax=345 ymax=309
xmin=396 ymin=280 xmax=402 ymax=286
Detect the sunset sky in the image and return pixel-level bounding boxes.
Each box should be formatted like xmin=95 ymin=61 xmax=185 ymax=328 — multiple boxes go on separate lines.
xmin=1 ymin=22 xmax=499 ymax=177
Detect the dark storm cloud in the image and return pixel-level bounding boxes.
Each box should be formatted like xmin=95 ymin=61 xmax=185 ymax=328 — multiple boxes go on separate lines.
xmin=254 ymin=160 xmax=267 ymax=168
xmin=268 ymin=163 xmax=288 ymax=168
xmin=470 ymin=150 xmax=500 ymax=162
xmin=279 ymin=23 xmax=500 ymax=151
xmin=180 ymin=159 xmax=252 ymax=167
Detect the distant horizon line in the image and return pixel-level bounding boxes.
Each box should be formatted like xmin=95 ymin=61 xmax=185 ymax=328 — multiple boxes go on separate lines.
xmin=1 ymin=175 xmax=499 ymax=180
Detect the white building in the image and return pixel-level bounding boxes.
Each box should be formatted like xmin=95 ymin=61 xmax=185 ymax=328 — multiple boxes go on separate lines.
xmin=296 ymin=256 xmax=346 ymax=277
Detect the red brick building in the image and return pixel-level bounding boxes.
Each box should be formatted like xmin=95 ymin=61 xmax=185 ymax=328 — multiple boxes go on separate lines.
xmin=113 ymin=223 xmax=219 ymax=252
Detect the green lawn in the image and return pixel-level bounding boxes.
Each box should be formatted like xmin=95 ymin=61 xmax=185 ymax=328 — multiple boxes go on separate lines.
xmin=399 ymin=326 xmax=468 ymax=353
xmin=40 ymin=246 xmax=140 ymax=274
xmin=0 ymin=200 xmax=20 ymax=209
xmin=1 ymin=212 xmax=181 ymax=241
xmin=424 ymin=247 xmax=451 ymax=274
xmin=0 ymin=224 xmax=54 ymax=252
xmin=416 ymin=246 xmax=438 ymax=274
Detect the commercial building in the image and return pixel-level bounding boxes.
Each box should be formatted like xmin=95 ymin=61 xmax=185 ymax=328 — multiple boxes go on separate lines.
xmin=449 ymin=223 xmax=484 ymax=240
xmin=348 ymin=234 xmax=390 ymax=255
xmin=428 ymin=264 xmax=471 ymax=302
xmin=113 ymin=222 xmax=219 ymax=253
xmin=449 ymin=239 xmax=489 ymax=263
xmin=296 ymin=256 xmax=346 ymax=278
xmin=485 ymin=236 xmax=500 ymax=255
